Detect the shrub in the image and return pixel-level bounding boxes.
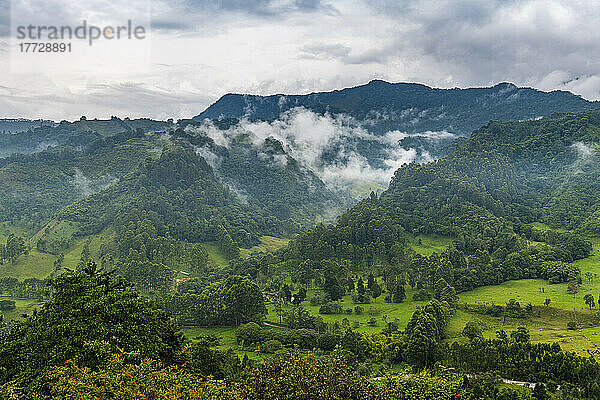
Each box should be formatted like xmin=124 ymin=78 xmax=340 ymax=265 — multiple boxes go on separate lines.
xmin=262 ymin=339 xmax=283 ymax=354
xmin=462 ymin=322 xmax=483 ymax=340
xmin=310 ymin=295 xmax=327 ymax=306
xmin=367 ymin=306 xmax=380 ymax=316
xmin=352 ymin=293 xmax=371 ymax=304
xmin=354 ymin=306 xmax=364 ymax=315
xmin=319 ymin=302 xmax=343 ymax=315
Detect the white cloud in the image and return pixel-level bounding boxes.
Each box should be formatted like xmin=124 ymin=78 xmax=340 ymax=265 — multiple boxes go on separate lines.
xmin=188 ymin=108 xmax=436 ymax=188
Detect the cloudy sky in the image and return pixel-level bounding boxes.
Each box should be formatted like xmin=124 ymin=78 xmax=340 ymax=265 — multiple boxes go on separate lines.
xmin=1 ymin=0 xmax=600 ymax=120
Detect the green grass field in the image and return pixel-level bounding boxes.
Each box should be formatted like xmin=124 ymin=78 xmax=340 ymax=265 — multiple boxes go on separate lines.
xmin=458 ymin=237 xmax=600 ymax=312
xmin=265 ymin=286 xmax=425 ymax=334
xmin=1 ymin=298 xmax=44 ymax=322
xmin=407 ymin=234 xmax=453 ymax=256
xmin=458 ymin=279 xmax=596 ymax=311
xmin=0 ymin=249 xmax=56 ymax=280
xmin=33 ymin=219 xmax=79 ymax=247
xmin=240 ymin=236 xmax=290 ymax=258
xmin=182 ymin=326 xmax=262 ymax=359
xmin=202 ymin=242 xmax=230 ymax=268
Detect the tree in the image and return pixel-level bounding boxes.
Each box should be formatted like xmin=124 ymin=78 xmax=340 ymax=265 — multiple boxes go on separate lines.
xmin=434 ymin=278 xmax=458 ymax=306
xmin=370 ymin=281 xmax=382 ymax=299
xmin=567 ymin=280 xmax=579 ymax=295
xmin=584 ymin=294 xmax=596 ymax=309
xmin=280 ymin=284 xmax=292 ymax=302
xmin=212 ymin=275 xmax=267 ymax=325
xmin=0 ymin=262 xmax=184 ymax=395
xmin=347 ymin=276 xmax=355 ymax=292
xmin=292 ymin=287 xmax=307 ymax=306
xmin=392 ymin=284 xmax=406 ymax=303
xmin=274 ymin=300 xmax=284 ymax=323
xmin=324 ymin=275 xmax=345 ymax=301
xmin=367 ymin=273 xmax=376 ymax=292
xmin=357 ymin=279 xmax=365 ymax=295
xmin=510 ymin=327 xmax=530 ymax=343
xmin=237 ymin=352 xmax=377 ymax=400
xmin=462 ymin=322 xmax=483 ymax=340
xmin=406 ymin=324 xmax=437 ymax=369
xmin=2 ymin=234 xmax=26 ymax=264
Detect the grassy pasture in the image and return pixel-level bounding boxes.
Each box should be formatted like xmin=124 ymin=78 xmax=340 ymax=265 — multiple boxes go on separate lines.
xmin=239 ymin=236 xmax=290 ymax=259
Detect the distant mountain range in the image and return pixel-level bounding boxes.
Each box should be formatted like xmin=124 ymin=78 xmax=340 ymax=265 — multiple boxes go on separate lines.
xmin=194 ymin=80 xmax=599 ymax=136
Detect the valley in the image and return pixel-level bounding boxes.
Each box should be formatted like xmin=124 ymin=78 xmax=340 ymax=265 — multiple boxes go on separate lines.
xmin=2 ymin=84 xmax=600 ymax=399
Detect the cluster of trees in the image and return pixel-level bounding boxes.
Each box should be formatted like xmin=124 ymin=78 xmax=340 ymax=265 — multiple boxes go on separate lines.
xmin=0 ymin=277 xmax=47 ymax=299
xmin=33 ymin=350 xmax=472 ymax=400
xmin=404 ymin=298 xmax=452 ymax=368
xmin=0 ymin=234 xmax=26 ymax=264
xmin=237 ymin=293 xmax=455 ymax=371
xmin=286 ymin=196 xmax=406 ymax=268
xmin=397 ymin=233 xmax=587 ymax=295
xmin=164 ymin=275 xmax=267 ymax=326
xmin=460 ymin=299 xmax=531 ymax=319
xmin=237 ymin=322 xmax=365 ymax=354
xmin=0 ymin=262 xmax=184 ymax=396
xmin=446 ymin=329 xmax=600 ymax=398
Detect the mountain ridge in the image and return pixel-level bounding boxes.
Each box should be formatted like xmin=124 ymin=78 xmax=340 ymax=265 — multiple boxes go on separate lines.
xmin=194 ymin=80 xmax=599 ymax=136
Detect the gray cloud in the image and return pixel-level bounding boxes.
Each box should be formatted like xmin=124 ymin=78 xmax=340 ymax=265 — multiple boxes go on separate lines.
xmin=1 ymin=0 xmax=600 ymax=120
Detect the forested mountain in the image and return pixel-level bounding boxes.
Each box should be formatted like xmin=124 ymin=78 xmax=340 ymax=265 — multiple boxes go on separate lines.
xmin=380 ymin=109 xmax=600 ymax=236
xmin=195 ymin=80 xmax=598 ymax=136
xmin=0 ymin=117 xmax=171 ymax=157
xmin=171 ymin=122 xmax=346 ymax=225
xmin=0 ymin=129 xmax=160 ymax=232
xmin=289 ymin=108 xmax=600 ymax=247
xmin=285 ymin=109 xmax=599 ymax=295
xmin=2 ymin=105 xmax=600 ymax=399
xmin=0 ymin=116 xmax=343 ymax=240
xmin=192 ymin=81 xmax=599 ymax=191
xmin=0 ymin=118 xmax=55 ymax=134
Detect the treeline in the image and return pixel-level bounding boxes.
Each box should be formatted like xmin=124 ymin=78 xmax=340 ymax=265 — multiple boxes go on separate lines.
xmin=446 ymin=336 xmax=600 ymax=398
xmin=285 ymin=196 xmax=406 ymax=268
xmin=404 ymin=232 xmax=588 ymax=293
xmin=0 ymin=277 xmax=46 ymax=299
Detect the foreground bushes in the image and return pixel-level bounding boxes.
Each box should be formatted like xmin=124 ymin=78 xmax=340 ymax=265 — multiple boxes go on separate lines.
xmin=0 ymin=350 xmax=470 ymax=400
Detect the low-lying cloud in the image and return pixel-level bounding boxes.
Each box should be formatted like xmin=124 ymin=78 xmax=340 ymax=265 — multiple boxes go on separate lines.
xmin=72 ymin=168 xmax=117 ymax=197
xmin=188 ymin=108 xmax=452 ymax=190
